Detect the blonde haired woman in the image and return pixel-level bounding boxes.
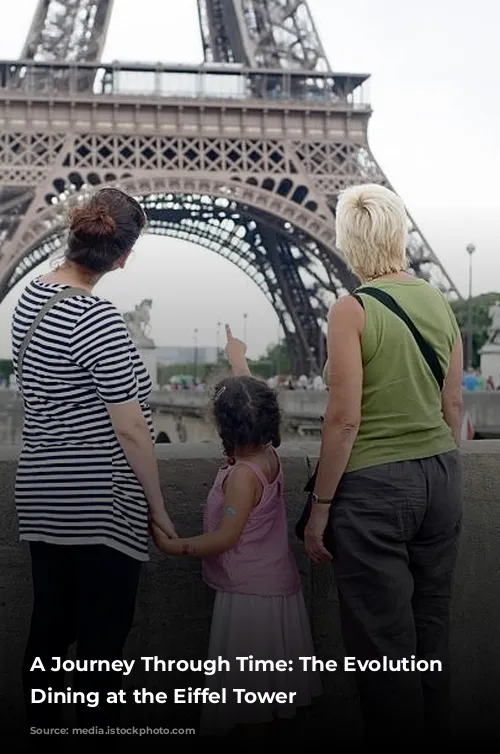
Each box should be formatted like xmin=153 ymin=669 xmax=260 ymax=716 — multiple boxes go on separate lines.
xmin=304 ymin=184 xmax=463 ymax=745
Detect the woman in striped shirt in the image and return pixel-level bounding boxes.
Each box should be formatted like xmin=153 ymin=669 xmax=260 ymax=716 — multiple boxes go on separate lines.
xmin=11 ymin=187 xmax=177 ymax=732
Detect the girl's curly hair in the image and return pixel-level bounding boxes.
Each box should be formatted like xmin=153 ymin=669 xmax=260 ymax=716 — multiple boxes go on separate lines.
xmin=212 ymin=375 xmax=281 ymax=458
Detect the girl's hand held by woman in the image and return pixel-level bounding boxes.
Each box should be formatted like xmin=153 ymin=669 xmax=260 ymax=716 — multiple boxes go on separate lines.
xmin=151 ymin=465 xmax=260 ymax=558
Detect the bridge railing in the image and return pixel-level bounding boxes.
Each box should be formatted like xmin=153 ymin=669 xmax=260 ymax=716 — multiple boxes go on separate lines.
xmin=0 ymin=59 xmax=370 ymax=109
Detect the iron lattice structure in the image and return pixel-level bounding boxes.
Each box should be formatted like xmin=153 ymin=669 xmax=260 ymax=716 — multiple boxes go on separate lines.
xmin=21 ymin=0 xmax=114 ymax=62
xmin=197 ymin=0 xmax=329 ymax=70
xmin=0 ymin=0 xmax=460 ymax=374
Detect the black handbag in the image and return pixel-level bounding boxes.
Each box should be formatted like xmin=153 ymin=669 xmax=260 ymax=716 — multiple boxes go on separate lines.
xmin=294 ymin=286 xmax=445 ymax=542
xmin=294 ymin=463 xmax=318 ymax=541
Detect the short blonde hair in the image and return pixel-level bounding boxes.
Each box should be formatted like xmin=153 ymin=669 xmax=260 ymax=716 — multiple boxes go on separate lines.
xmin=335 ymin=184 xmax=408 ymax=280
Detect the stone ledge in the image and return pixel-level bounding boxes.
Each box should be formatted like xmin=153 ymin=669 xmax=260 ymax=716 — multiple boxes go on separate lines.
xmin=0 ymin=441 xmax=499 ymax=742
xmin=0 ymin=438 xmax=498 ymax=463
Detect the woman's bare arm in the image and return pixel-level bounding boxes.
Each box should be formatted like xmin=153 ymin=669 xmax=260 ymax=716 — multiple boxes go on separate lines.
xmin=312 ymin=296 xmax=364 ymax=500
xmin=107 ymin=401 xmax=177 ymax=537
xmin=305 ymin=296 xmax=364 ymax=563
xmin=442 ymin=337 xmax=464 ymax=445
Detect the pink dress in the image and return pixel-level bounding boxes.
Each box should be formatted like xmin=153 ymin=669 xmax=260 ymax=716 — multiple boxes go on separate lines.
xmin=200 ymin=454 xmax=322 ymax=734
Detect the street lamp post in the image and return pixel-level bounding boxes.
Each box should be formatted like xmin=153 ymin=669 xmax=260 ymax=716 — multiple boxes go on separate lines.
xmin=466 ymin=243 xmax=476 ymax=370
xmin=193 ymin=328 xmax=199 ymax=380
xmin=216 ymin=321 xmax=221 ymax=361
xmin=318 ymin=320 xmax=324 ymax=375
xmin=276 ymin=320 xmax=281 ymax=376
xmin=243 ymin=313 xmax=248 ymax=342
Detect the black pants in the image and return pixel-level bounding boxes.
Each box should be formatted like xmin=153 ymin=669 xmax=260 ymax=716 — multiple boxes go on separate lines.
xmin=23 ymin=542 xmax=141 ymax=731
xmin=329 ymin=450 xmax=462 ymax=746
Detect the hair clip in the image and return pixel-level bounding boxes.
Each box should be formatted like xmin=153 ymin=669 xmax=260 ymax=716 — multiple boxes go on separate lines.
xmin=214 ymin=385 xmax=227 ymax=401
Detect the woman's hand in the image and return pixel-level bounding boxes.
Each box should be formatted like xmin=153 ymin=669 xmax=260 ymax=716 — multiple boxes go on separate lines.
xmin=304 ymin=505 xmax=332 ymax=563
xmin=149 ymin=507 xmax=177 ymax=539
xmin=150 ymin=522 xmax=179 ymax=553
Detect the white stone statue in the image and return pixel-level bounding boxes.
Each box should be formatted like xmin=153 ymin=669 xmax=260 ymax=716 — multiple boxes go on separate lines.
xmin=123 ymin=298 xmax=155 ymax=347
xmin=487 ymin=301 xmax=500 ymax=343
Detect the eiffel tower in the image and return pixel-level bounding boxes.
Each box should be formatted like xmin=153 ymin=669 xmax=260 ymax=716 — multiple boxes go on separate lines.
xmin=0 ymin=0 xmax=460 ymax=374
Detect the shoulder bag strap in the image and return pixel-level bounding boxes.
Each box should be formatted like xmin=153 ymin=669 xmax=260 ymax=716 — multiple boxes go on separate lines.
xmin=17 ymin=286 xmax=91 ymax=384
xmin=352 ymin=286 xmax=445 ymax=391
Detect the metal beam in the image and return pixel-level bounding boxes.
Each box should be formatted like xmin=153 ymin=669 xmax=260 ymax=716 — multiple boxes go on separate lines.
xmin=20 ymin=0 xmax=114 ymax=63
xmin=197 ymin=0 xmax=330 ymax=70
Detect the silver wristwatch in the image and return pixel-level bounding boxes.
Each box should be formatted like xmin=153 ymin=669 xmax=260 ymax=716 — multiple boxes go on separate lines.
xmin=311 ymin=493 xmax=331 ymax=505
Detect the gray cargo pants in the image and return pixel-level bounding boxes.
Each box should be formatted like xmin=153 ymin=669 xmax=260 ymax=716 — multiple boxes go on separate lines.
xmin=328 ymin=450 xmax=462 ymax=745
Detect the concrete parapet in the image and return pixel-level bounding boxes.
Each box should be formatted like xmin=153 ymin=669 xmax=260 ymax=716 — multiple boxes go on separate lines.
xmin=3 ymin=389 xmax=500 ymax=437
xmin=0 ymin=441 xmax=499 ymax=743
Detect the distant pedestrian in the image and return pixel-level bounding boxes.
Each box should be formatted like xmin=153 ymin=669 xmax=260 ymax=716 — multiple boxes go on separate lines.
xmin=175 ymin=416 xmax=188 ymax=443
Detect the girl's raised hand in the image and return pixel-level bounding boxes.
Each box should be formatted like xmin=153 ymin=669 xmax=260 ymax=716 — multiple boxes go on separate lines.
xmin=225 ymin=324 xmax=246 ymax=367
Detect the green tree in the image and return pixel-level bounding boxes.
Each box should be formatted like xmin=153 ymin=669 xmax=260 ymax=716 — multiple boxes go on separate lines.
xmin=155 ymin=341 xmax=293 ymax=386
xmin=450 ymin=292 xmax=500 ymax=368
xmin=156 ymin=361 xmax=221 ymax=387
xmin=249 ymin=341 xmax=292 ymax=378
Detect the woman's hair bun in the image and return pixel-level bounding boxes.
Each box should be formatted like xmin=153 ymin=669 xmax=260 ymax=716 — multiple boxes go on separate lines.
xmin=69 ymin=204 xmax=117 ymax=239
xmin=65 ymin=188 xmax=145 ymax=273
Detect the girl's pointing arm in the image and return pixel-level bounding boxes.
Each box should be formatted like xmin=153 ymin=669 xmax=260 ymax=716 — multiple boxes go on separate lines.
xmin=152 ymin=465 xmax=260 ymax=557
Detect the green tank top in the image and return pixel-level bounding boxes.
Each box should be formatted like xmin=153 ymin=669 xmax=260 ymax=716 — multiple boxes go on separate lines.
xmin=323 ymin=279 xmax=460 ymax=473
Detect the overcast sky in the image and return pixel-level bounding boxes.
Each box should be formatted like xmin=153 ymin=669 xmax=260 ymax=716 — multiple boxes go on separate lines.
xmin=0 ymin=0 xmax=498 ymax=358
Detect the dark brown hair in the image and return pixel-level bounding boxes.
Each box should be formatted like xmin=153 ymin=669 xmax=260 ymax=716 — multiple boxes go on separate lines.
xmin=212 ymin=376 xmax=281 ymax=458
xmin=66 ymin=187 xmax=146 ymax=273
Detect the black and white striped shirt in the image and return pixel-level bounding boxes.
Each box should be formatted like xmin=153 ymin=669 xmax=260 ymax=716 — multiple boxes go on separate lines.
xmin=11 ymin=278 xmax=153 ymax=561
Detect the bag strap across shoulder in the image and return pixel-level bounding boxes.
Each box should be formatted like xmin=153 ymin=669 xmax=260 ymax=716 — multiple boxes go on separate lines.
xmin=17 ymin=286 xmax=91 ymax=382
xmin=352 ymin=286 xmax=445 ymax=391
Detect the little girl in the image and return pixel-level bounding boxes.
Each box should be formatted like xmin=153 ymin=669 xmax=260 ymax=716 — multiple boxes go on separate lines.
xmin=152 ymin=325 xmax=321 ymax=735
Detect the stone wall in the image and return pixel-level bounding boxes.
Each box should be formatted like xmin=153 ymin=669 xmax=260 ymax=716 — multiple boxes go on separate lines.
xmin=1 ymin=441 xmax=499 ymax=745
